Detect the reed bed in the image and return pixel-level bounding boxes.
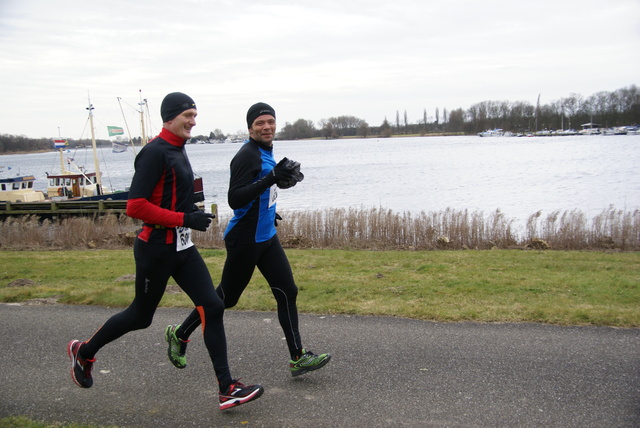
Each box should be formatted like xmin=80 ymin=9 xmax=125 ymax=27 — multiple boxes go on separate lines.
xmin=1 ymin=206 xmax=638 ymax=251
xmin=0 ymin=214 xmax=140 ymax=250
xmin=275 ymin=207 xmax=518 ymax=250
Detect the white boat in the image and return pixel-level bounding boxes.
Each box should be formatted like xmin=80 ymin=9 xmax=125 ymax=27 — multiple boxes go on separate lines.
xmin=613 ymin=126 xmax=628 ymax=135
xmin=0 ymin=168 xmax=46 ymax=202
xmin=556 ymin=129 xmax=579 ymax=136
xmin=626 ymin=126 xmax=640 ymax=135
xmin=478 ymin=129 xmax=505 ymax=137
xmin=579 ymin=123 xmax=601 ymax=135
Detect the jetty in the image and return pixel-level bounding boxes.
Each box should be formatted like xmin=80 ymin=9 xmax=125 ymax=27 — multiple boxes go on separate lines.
xmin=0 ymin=199 xmax=127 ymax=219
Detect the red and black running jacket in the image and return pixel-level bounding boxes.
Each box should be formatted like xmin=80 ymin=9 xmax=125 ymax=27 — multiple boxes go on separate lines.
xmin=126 ymin=128 xmax=194 ymax=245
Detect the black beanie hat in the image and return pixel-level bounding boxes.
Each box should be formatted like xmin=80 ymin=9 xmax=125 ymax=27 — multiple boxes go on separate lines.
xmin=246 ymin=102 xmax=276 ymax=128
xmin=161 ymin=92 xmax=196 ymax=122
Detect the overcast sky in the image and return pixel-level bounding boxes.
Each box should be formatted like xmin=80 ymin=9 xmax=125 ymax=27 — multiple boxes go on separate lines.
xmin=1 ymin=0 xmax=639 ymax=140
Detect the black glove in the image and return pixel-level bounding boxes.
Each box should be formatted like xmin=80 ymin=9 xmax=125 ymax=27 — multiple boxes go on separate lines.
xmin=274 ymin=213 xmax=282 ymax=227
xmin=270 ymin=157 xmax=295 ymax=182
xmin=277 ymin=158 xmax=304 ymax=189
xmin=183 ymin=211 xmax=215 ymax=231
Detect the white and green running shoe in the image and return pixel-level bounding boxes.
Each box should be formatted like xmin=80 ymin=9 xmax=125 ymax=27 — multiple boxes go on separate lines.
xmin=164 ymin=324 xmax=188 ymax=369
xmin=289 ymin=349 xmax=331 ymax=377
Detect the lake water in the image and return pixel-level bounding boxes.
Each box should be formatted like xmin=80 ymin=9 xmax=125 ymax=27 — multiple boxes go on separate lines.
xmin=2 ymin=135 xmax=639 ymax=230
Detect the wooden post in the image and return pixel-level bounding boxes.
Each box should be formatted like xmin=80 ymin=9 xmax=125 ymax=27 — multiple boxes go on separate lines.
xmin=210 ymin=203 xmax=218 ymax=224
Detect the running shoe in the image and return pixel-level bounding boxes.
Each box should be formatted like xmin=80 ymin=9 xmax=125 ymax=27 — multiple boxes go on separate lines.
xmin=164 ymin=324 xmax=188 ymax=369
xmin=289 ymin=349 xmax=331 ymax=377
xmin=67 ymin=340 xmax=95 ymax=388
xmin=219 ymin=380 xmax=264 ymax=410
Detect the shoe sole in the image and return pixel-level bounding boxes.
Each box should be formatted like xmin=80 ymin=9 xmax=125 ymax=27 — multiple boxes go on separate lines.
xmin=165 ymin=326 xmax=186 ymax=369
xmin=291 ymin=354 xmax=332 ymax=377
xmin=67 ymin=340 xmax=92 ymax=388
xmin=219 ymin=386 xmax=264 ymax=410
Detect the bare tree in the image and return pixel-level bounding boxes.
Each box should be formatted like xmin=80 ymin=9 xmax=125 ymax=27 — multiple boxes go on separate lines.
xmin=279 ymin=119 xmax=316 ymax=140
xmin=358 ymin=121 xmax=370 ymax=138
xmin=379 ymin=118 xmax=393 ymax=137
xmin=403 ymin=110 xmax=408 ymax=134
xmin=448 ymin=108 xmax=465 ymax=133
xmin=423 ymin=108 xmax=428 ymax=133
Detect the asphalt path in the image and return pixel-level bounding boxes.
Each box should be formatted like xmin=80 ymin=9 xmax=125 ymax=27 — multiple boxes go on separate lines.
xmin=1 ymin=303 xmax=638 ymax=427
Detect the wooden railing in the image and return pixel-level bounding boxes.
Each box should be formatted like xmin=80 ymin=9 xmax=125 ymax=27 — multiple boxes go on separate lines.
xmin=0 ymin=200 xmax=128 ymax=218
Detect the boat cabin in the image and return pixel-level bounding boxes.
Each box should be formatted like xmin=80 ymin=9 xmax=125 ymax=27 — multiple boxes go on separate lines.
xmin=579 ymin=123 xmax=601 ymax=135
xmin=47 ymin=172 xmax=99 ymax=198
xmin=0 ymin=175 xmax=46 ymax=202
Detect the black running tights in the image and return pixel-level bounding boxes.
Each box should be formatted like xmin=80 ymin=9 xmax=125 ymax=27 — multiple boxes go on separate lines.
xmin=81 ymin=239 xmax=231 ymax=386
xmin=179 ymin=235 xmax=303 ymax=359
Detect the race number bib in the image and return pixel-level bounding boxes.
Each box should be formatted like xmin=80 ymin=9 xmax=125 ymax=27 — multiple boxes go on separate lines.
xmin=176 ymin=226 xmax=195 ymax=251
xmin=269 ymin=184 xmax=278 ymax=208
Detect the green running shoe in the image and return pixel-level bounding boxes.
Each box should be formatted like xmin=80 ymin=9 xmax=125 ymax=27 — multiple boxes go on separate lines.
xmin=164 ymin=324 xmax=188 ymax=369
xmin=289 ymin=349 xmax=331 ymax=377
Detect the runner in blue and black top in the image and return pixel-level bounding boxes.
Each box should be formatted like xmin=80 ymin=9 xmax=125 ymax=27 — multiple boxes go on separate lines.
xmin=167 ymin=102 xmax=331 ymax=377
xmin=67 ymin=92 xmax=263 ymax=411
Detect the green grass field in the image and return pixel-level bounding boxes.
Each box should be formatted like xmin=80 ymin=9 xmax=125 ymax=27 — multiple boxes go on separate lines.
xmin=1 ymin=249 xmax=638 ymax=327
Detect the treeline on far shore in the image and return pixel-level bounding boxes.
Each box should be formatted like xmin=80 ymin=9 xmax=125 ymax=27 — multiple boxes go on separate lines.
xmin=2 ymin=85 xmax=639 ymax=152
xmin=0 ymin=134 xmax=133 ymax=154
xmin=1 ymin=206 xmax=638 ymax=252
xmin=278 ymin=85 xmax=640 ymax=140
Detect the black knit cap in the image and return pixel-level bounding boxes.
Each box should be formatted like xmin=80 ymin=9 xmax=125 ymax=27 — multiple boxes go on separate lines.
xmin=161 ymin=92 xmax=196 ymax=122
xmin=246 ymin=102 xmax=276 ymax=128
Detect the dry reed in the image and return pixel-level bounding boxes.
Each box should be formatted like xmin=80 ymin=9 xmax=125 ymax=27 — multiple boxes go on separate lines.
xmin=0 ymin=214 xmax=140 ymax=250
xmin=1 ymin=206 xmax=638 ymax=251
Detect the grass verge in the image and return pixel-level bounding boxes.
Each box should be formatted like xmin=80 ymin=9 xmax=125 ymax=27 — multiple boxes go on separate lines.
xmin=1 ymin=249 xmax=638 ymax=327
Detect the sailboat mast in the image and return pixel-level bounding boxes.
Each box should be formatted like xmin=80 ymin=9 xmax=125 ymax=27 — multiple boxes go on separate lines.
xmin=87 ymin=95 xmax=103 ymax=195
xmin=58 ymin=127 xmax=66 ymax=173
xmin=139 ymin=90 xmax=148 ymax=146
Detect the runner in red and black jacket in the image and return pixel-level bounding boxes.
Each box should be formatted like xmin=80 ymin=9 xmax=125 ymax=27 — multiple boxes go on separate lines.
xmin=66 ymin=92 xmax=264 ymax=412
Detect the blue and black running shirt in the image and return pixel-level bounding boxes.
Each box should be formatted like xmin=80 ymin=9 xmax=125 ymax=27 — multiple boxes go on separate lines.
xmin=224 ymin=138 xmax=278 ymax=243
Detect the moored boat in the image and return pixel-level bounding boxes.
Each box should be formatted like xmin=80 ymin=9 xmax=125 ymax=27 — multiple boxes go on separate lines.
xmin=46 ymin=170 xmax=128 ymax=200
xmin=478 ymin=129 xmax=505 ymax=137
xmin=579 ymin=123 xmax=601 ymax=135
xmin=0 ymin=171 xmax=46 ymax=202
xmin=626 ymin=126 xmax=640 ymax=135
xmin=556 ymin=129 xmax=578 ymax=136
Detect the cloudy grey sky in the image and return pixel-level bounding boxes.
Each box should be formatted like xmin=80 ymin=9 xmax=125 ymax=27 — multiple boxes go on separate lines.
xmin=1 ymin=0 xmax=638 ymax=140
